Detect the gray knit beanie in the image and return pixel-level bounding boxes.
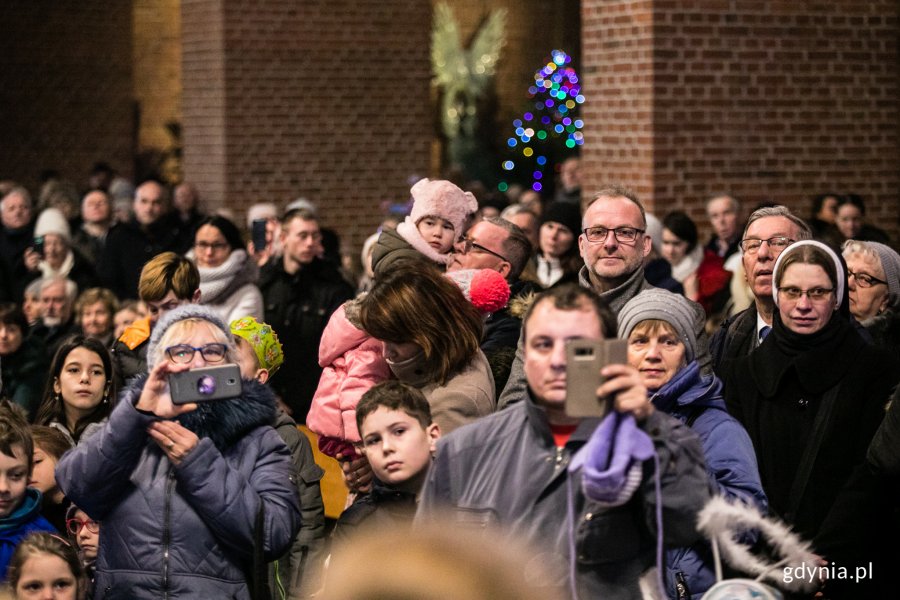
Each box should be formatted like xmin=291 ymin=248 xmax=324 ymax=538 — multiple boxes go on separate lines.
xmin=618 ymin=289 xmax=698 ymax=362
xmin=866 ymin=242 xmax=900 ymax=310
xmin=146 ymin=304 xmax=233 ymax=369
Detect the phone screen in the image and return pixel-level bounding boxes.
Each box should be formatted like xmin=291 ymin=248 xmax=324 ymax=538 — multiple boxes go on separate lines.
xmin=251 ymin=219 xmax=268 ymax=252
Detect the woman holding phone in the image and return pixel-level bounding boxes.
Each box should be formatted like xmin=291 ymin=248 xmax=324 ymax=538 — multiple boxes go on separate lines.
xmin=56 ymin=304 xmax=301 ymax=599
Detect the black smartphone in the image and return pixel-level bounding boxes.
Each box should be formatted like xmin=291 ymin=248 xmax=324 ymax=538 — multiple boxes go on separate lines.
xmin=251 ymin=219 xmax=268 ymax=252
xmin=32 ymin=236 xmax=45 ymax=258
xmin=169 ymin=364 xmax=242 ymax=405
xmin=565 ymin=338 xmax=628 ymax=418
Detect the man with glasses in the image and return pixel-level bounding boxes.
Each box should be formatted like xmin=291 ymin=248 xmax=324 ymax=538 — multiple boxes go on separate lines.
xmin=500 ymin=185 xmax=711 ymax=407
xmin=710 ymin=206 xmax=812 ymax=377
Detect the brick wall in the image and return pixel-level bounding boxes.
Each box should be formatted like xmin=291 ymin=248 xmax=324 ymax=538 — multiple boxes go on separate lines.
xmin=0 ymin=2 xmax=134 ymax=191
xmin=582 ymin=0 xmax=899 ymax=244
xmin=181 ymin=0 xmax=433 ymax=254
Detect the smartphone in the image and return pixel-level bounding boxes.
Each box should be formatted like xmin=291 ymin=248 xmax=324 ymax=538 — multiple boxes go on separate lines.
xmin=169 ymin=364 xmax=242 ymax=405
xmin=251 ymin=219 xmax=268 ymax=252
xmin=565 ymin=338 xmax=628 ymax=418
xmin=32 ymin=236 xmax=45 ymax=258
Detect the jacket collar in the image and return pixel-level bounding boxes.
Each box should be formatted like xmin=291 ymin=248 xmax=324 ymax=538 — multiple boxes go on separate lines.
xmin=523 ymin=389 xmax=601 ymax=448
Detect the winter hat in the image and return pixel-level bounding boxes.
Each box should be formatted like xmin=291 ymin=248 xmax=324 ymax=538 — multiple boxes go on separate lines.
xmin=618 ymin=289 xmax=698 ymax=362
xmin=866 ymin=242 xmax=900 ymax=310
xmin=542 ymin=201 xmax=582 ymax=237
xmin=772 ymin=240 xmax=844 ymax=309
xmin=230 ymin=316 xmax=284 ymax=375
xmin=444 ymin=269 xmax=511 ymax=314
xmin=34 ymin=208 xmax=71 ymax=242
xmin=409 ymin=178 xmax=478 ymax=236
xmin=246 ymin=202 xmax=278 ymax=228
xmin=285 ymin=197 xmax=317 ymax=215
xmin=146 ymin=304 xmax=232 ymax=369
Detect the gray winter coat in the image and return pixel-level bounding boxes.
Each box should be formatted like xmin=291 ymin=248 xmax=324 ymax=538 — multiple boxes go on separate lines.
xmin=56 ymin=376 xmax=301 ymax=600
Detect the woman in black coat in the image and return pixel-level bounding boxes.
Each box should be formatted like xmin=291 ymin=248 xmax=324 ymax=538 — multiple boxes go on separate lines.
xmin=724 ymin=241 xmax=898 ymax=596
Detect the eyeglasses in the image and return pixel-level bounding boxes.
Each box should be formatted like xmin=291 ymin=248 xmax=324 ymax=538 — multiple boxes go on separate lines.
xmin=582 ymin=226 xmax=644 ymax=244
xmin=738 ymin=237 xmax=794 ymax=254
xmin=195 ymin=241 xmax=230 ymax=252
xmin=66 ymin=518 xmax=99 ymax=535
xmin=847 ymin=269 xmax=887 ymax=288
xmin=165 ymin=343 xmax=227 ymax=364
xmin=778 ymin=287 xmax=834 ymax=302
xmin=459 ymin=238 xmax=510 ymax=262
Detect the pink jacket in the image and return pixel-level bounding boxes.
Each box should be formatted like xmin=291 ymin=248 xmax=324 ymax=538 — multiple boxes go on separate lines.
xmin=306 ymin=301 xmax=391 ymax=452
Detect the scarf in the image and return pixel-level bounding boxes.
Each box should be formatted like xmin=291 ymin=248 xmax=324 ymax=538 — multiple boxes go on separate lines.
xmin=194 ymin=249 xmax=259 ymax=305
xmin=38 ymin=250 xmax=75 ymax=279
xmin=385 ymin=349 xmax=432 ymax=387
xmin=670 ymin=244 xmax=703 ymax=283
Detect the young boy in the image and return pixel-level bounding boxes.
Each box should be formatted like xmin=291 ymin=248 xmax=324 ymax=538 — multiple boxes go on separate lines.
xmin=230 ymin=317 xmax=326 ymax=600
xmin=0 ymin=405 xmax=57 ymax=579
xmin=334 ymin=381 xmax=441 ymax=540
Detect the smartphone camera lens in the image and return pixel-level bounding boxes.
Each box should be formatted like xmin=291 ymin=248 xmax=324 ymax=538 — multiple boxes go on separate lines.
xmin=197 ymin=375 xmax=217 ymax=396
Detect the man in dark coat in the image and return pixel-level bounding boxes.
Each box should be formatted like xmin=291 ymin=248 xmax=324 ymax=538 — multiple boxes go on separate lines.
xmin=259 ymin=208 xmax=354 ymax=420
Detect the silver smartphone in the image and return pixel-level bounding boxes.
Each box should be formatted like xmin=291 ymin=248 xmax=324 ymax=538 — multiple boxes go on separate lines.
xmin=565 ymin=338 xmax=628 ymax=418
xmin=169 ymin=364 xmax=242 ymax=405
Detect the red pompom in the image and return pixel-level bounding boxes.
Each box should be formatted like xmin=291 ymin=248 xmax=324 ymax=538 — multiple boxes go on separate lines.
xmin=469 ymin=269 xmax=510 ymax=313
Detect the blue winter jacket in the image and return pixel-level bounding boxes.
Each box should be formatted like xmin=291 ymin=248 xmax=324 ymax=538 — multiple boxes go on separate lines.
xmin=56 ymin=376 xmax=301 ymax=600
xmin=650 ymin=362 xmax=767 ymax=600
xmin=0 ymin=488 xmax=56 ymax=580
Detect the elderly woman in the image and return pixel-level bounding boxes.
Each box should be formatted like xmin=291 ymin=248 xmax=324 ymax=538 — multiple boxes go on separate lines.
xmin=618 ymin=289 xmax=765 ymax=599
xmin=189 ymin=215 xmax=263 ymax=322
xmin=25 ymin=207 xmax=99 ymax=294
xmin=56 ymin=304 xmax=301 ymax=599
xmin=842 ymin=240 xmax=900 ymax=362
xmin=75 ymin=287 xmax=119 ymax=346
xmin=724 ymin=241 xmax=898 ymax=575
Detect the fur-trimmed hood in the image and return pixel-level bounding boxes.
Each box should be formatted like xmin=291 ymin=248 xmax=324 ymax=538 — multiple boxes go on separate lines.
xmin=122 ymin=374 xmax=276 ymax=452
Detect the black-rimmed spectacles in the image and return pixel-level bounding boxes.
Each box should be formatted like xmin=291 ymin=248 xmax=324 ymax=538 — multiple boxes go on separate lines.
xmin=459 ymin=238 xmax=510 ymax=263
xmin=582 ymin=226 xmax=644 ymax=244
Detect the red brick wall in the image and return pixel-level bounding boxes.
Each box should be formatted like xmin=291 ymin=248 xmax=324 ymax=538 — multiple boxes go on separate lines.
xmin=181 ymin=0 xmax=433 ymax=252
xmin=582 ymin=0 xmax=899 ymax=244
xmin=0 ymin=2 xmax=134 ymax=190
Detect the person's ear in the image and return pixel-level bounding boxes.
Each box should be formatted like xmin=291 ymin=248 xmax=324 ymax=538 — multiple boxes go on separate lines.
xmin=255 ymin=368 xmax=270 ymax=384
xmin=191 ymin=289 xmax=201 ymax=304
xmin=641 ymin=233 xmax=652 ymax=258
xmin=53 ymin=378 xmax=61 ymax=396
xmin=427 ymin=423 xmax=441 ymax=454
xmin=497 ymin=261 xmax=511 ymax=279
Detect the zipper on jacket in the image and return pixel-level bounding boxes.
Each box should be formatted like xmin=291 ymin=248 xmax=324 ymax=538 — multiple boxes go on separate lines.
xmin=675 ymin=571 xmax=690 ymax=600
xmin=554 ymin=446 xmax=566 ymax=470
xmin=162 ymin=468 xmax=175 ymax=598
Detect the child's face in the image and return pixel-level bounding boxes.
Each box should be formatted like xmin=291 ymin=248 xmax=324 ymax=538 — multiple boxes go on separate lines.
xmin=15 ymin=552 xmax=78 ymax=600
xmin=234 ymin=337 xmax=264 ymax=382
xmin=29 ymin=447 xmax=59 ymax=498
xmin=0 ymin=443 xmax=29 ymax=518
xmin=53 ymin=347 xmax=107 ymax=419
xmin=73 ymin=508 xmax=100 ymax=561
xmin=360 ymin=407 xmax=439 ymax=493
xmin=416 ymin=216 xmax=456 ymax=254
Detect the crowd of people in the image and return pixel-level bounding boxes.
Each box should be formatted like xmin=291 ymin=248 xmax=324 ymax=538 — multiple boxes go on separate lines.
xmin=0 ymin=161 xmax=898 ymax=599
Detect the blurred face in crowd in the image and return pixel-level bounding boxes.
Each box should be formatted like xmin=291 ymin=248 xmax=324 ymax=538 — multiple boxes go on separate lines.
xmin=133 ymin=181 xmax=166 ymax=226
xmin=81 ymin=190 xmax=111 ymax=225
xmin=448 ymin=220 xmax=511 ymax=279
xmin=0 ymin=443 xmax=29 ymax=519
xmin=777 ymin=263 xmax=836 ymax=335
xmin=627 ymin=321 xmax=686 ymax=392
xmin=742 ymin=216 xmax=802 ymax=303
xmin=30 ymin=446 xmax=62 ymax=504
xmin=382 ymin=341 xmax=421 ymax=364
xmin=540 ymin=221 xmax=575 ymax=259
xmin=559 ymin=158 xmax=580 ymax=192
xmin=579 ymin=196 xmax=650 ymax=291
xmin=1 ymin=191 xmax=32 ymax=230
xmin=845 ymin=252 xmax=889 ymax=322
xmin=707 ymin=196 xmax=739 ymax=243
xmin=80 ymin=301 xmax=113 ymax=340
xmin=23 ymin=293 xmax=43 ymax=325
xmin=0 ymin=322 xmax=23 ymax=356
xmin=146 ymin=291 xmax=192 ymax=328
xmin=816 ymin=196 xmax=839 ymax=224
xmin=41 ymin=281 xmax=72 ymax=327
xmin=43 ymin=233 xmax=69 ymax=270
xmin=507 ymin=211 xmax=539 ymax=251
xmin=523 ymin=298 xmax=603 ymax=410
xmin=661 ymin=228 xmax=689 ymax=265
xmin=174 ymin=183 xmax=199 ymax=214
xmin=113 ymin=306 xmax=141 ymax=339
xmin=194 ymin=224 xmax=232 ymax=269
xmin=281 ymin=216 xmax=322 ymax=269
xmin=836 ymin=203 xmax=863 ymax=240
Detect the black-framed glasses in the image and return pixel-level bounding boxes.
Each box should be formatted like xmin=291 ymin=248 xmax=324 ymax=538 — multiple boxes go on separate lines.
xmin=582 ymin=226 xmax=644 ymax=244
xmin=778 ymin=287 xmax=834 ymax=302
xmin=165 ymin=343 xmax=227 ymax=364
xmin=66 ymin=518 xmax=99 ymax=535
xmin=459 ymin=238 xmax=510 ymax=262
xmin=847 ymin=269 xmax=887 ymax=288
xmin=739 ymin=236 xmax=794 ymax=254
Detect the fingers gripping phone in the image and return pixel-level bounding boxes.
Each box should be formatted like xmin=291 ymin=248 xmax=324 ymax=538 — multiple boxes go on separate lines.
xmin=169 ymin=364 xmax=242 ymax=405
xmin=251 ymin=219 xmax=268 ymax=252
xmin=565 ymin=339 xmax=628 ymax=418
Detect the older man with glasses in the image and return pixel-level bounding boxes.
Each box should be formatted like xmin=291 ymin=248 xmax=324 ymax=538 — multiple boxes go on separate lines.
xmin=709 ymin=205 xmax=812 ymax=378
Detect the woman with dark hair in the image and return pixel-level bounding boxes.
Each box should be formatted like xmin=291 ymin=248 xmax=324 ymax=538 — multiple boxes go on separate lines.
xmin=0 ymin=303 xmax=49 ymax=419
xmin=359 ymin=260 xmax=495 ymax=434
xmin=189 ymin=215 xmax=263 ymax=322
xmin=724 ymin=241 xmax=898 ymax=597
xmin=661 ymin=211 xmax=702 ymax=300
xmin=535 ymin=202 xmax=582 ymax=288
xmin=34 ymin=336 xmax=117 ymax=445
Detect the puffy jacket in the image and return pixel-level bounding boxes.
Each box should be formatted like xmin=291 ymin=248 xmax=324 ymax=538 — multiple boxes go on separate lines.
xmin=56 ymin=376 xmax=301 ymax=600
xmin=110 ymin=317 xmax=151 ymax=389
xmin=650 ymin=362 xmax=766 ymax=599
xmin=306 ymin=299 xmax=390 ymax=449
xmin=418 ymin=395 xmax=710 ymax=599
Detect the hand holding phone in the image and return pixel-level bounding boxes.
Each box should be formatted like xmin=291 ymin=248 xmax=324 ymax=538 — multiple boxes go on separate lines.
xmin=169 ymin=364 xmax=242 ymax=405
xmin=565 ymin=339 xmax=628 ymax=418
